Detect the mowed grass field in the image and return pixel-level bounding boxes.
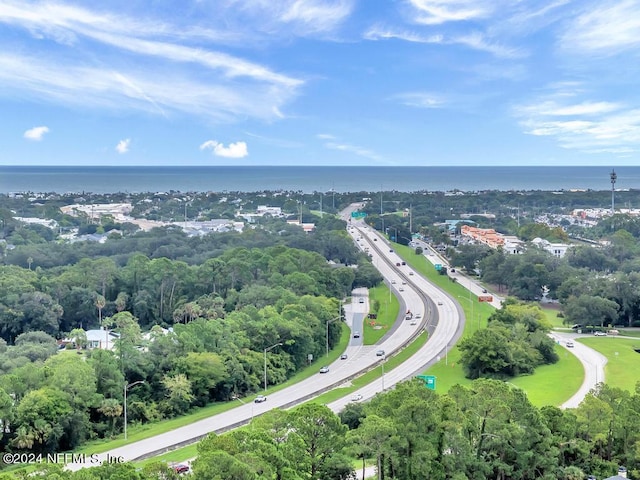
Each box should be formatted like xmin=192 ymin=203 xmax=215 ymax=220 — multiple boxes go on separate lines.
xmin=364 ymin=283 xmax=400 ymax=345
xmin=392 ymin=242 xmax=584 ymax=407
xmin=579 ymin=336 xmax=640 ymax=391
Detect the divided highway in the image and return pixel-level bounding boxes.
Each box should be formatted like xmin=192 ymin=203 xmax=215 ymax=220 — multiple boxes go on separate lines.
xmin=67 ymin=208 xmax=464 ymax=470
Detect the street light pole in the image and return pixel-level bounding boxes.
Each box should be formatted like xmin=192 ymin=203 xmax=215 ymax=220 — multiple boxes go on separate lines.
xmin=124 ymin=380 xmax=145 ymax=440
xmin=457 ymin=293 xmax=477 ymax=331
xmin=326 ymin=316 xmax=343 ymax=357
xmin=264 ymin=342 xmax=283 ymax=392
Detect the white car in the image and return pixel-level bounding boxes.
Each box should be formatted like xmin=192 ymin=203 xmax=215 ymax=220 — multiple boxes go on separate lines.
xmin=351 ymin=393 xmax=363 ymax=402
xmin=594 ymin=331 xmax=607 ymax=336
xmin=566 ymin=340 xmax=574 ymax=348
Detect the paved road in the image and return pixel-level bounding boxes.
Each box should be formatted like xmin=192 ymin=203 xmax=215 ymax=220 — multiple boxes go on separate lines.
xmin=327 ymin=220 xmax=464 ymax=410
xmin=551 ymin=332 xmax=608 ymax=409
xmin=413 ymin=239 xmax=607 ymax=409
xmin=67 ymin=209 xmax=435 ymax=470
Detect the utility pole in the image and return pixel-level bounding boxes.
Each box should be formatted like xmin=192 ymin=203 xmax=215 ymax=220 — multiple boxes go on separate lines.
xmin=409 ymin=203 xmax=412 ymax=234
xmin=611 ymin=169 xmax=617 ymax=214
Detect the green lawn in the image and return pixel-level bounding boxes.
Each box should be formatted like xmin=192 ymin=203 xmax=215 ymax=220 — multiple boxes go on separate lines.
xmin=75 ymin=323 xmax=352 ymax=456
xmin=391 ymin=242 xmax=585 ymax=407
xmin=508 ymin=344 xmax=583 ymax=406
xmin=579 ymin=337 xmax=640 ymax=391
xmin=364 ymin=284 xmax=399 ymax=345
xmin=540 ymin=306 xmax=566 ymax=329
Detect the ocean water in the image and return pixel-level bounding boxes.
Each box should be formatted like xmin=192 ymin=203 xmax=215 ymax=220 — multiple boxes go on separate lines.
xmin=0 ymin=165 xmax=635 ymax=194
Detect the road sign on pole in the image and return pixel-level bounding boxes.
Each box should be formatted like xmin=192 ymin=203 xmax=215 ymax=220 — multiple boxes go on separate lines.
xmin=416 ymin=375 xmax=436 ymax=390
xmin=434 ymin=264 xmax=442 ymax=271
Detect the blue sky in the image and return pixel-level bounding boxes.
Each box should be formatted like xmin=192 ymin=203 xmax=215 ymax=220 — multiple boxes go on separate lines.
xmin=1 ymin=0 xmax=640 ymax=166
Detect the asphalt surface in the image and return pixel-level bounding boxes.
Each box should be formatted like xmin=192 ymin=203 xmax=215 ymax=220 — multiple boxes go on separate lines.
xmin=68 ymin=204 xmax=603 ymax=472
xmin=67 ymin=207 xmax=443 ymax=470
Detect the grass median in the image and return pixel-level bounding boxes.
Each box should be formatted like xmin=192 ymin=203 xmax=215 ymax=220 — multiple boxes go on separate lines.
xmin=364 ymin=283 xmax=400 ymax=345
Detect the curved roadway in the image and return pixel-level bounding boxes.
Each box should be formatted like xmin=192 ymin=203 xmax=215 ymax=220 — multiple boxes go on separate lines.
xmin=68 ymin=204 xmax=606 ymax=470
xmin=68 ymin=208 xmax=462 ymax=470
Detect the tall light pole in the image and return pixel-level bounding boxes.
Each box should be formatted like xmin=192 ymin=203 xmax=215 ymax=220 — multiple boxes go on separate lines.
xmin=326 ymin=316 xmax=343 ymax=357
xmin=610 ymin=169 xmax=617 ymax=214
xmin=124 ymin=380 xmax=145 ymax=440
xmin=264 ymin=342 xmax=283 ymax=392
xmin=457 ymin=293 xmax=477 ymax=331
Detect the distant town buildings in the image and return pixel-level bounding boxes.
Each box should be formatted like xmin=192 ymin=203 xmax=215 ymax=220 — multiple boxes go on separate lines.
xmin=460 ymin=224 xmax=570 ymax=258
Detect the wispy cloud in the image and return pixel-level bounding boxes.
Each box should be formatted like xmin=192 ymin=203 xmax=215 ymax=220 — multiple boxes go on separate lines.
xmin=407 ymin=0 xmax=492 ymax=25
xmin=116 ymin=139 xmax=130 ymax=154
xmin=280 ymin=0 xmax=354 ymax=34
xmin=23 ymin=126 xmax=49 ymax=141
xmin=364 ymin=25 xmax=523 ymax=58
xmin=200 ymin=140 xmax=249 ymax=158
xmin=221 ymin=0 xmax=354 ymax=37
xmin=0 ymin=1 xmax=302 ymax=121
xmin=514 ymin=85 xmax=640 ymax=154
xmin=560 ymin=0 xmax=640 ymax=55
xmin=393 ymin=92 xmax=446 ymax=109
xmin=317 ymin=132 xmax=384 ymax=161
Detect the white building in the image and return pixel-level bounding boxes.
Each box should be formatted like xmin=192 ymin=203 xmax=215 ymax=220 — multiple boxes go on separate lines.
xmin=531 ymin=238 xmax=571 ymax=258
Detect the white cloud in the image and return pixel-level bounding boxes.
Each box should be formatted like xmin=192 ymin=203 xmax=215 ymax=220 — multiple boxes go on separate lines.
xmin=230 ymin=0 xmax=354 ymax=35
xmin=316 ymin=133 xmax=336 ymax=139
xmin=393 ymin=92 xmax=446 ymax=108
xmin=0 ymin=2 xmax=302 ymax=121
xmin=364 ymin=25 xmax=522 ymax=58
xmin=0 ymin=52 xmax=294 ymax=121
xmin=23 ymin=126 xmax=49 ymax=141
xmin=116 ymin=139 xmax=131 ymax=154
xmin=514 ymin=87 xmax=640 ymax=154
xmin=560 ymin=0 xmax=640 ymax=54
xmin=407 ymin=0 xmax=492 ymax=25
xmin=200 ymin=140 xmax=249 ymax=158
xmin=280 ymin=0 xmax=354 ymax=33
xmin=323 ymin=141 xmax=383 ymax=161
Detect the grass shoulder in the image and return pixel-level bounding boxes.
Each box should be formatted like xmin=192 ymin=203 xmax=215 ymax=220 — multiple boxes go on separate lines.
xmin=76 ymin=323 xmax=351 ymax=456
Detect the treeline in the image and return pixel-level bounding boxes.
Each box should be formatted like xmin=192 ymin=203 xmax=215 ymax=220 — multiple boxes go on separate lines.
xmin=7 ymin=379 xmax=639 ymax=479
xmin=0 ymin=286 xmax=341 ymax=454
xmin=0 ymin=236 xmax=382 ymax=453
xmin=458 ymin=300 xmax=559 ymax=379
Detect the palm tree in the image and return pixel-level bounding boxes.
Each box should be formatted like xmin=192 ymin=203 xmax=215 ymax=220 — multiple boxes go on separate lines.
xmin=95 ymin=294 xmax=106 ymax=325
xmin=98 ymin=398 xmax=123 ymax=436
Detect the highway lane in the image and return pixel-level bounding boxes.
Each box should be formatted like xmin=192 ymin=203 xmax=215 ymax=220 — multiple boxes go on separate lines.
xmin=68 ymin=209 xmax=432 ymax=469
xmin=327 ymin=220 xmax=464 ymax=410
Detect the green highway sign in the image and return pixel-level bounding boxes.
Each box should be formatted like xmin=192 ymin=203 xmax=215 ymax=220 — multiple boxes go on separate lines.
xmin=434 ymin=264 xmax=443 ymax=271
xmin=416 ymin=375 xmax=436 ymax=390
xmin=351 ymin=211 xmax=367 ymax=219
